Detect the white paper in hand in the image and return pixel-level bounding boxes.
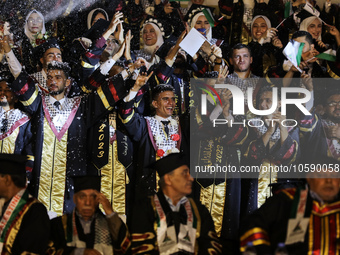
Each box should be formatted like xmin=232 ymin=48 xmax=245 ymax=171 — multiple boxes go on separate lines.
xmin=179 ymin=28 xmax=208 ymax=57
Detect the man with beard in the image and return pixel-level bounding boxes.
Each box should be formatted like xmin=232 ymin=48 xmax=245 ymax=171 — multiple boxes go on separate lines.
xmin=300 ymin=89 xmax=340 ymax=162
xmin=7 ymin=53 xmax=128 ymax=217
xmin=3 ymin=37 xmax=63 ymax=94
xmin=227 ymin=43 xmax=260 ymax=107
xmin=0 ymin=72 xmax=33 ymax=176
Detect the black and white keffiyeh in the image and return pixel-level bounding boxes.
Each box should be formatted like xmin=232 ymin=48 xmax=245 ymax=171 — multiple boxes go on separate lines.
xmin=0 ymin=107 xmax=30 ymax=134
xmin=44 ymin=96 xmax=78 ymax=132
xmin=145 ymin=116 xmax=180 ymax=156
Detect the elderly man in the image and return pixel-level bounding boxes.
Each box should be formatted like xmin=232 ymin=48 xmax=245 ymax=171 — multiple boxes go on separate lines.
xmin=48 ymin=175 xmax=130 ymax=254
xmin=0 ymin=153 xmax=50 ymax=254
xmin=240 ymin=157 xmax=340 ymax=254
xmin=128 ymin=153 xmax=222 ymax=254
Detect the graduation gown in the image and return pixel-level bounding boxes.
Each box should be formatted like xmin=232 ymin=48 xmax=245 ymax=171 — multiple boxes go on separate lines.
xmin=0 ymin=189 xmax=50 ymax=255
xmin=9 ymin=70 xmax=128 ymax=215
xmin=241 ymin=118 xmax=300 ymax=216
xmin=0 ymin=108 xmax=34 ymax=174
xmin=128 ymin=190 xmax=222 ymax=255
xmin=87 ymin=111 xmax=134 ymax=217
xmin=240 ymin=187 xmax=340 ymax=254
xmin=119 ymin=95 xmax=188 ymax=197
xmin=48 ymin=209 xmax=130 ymax=255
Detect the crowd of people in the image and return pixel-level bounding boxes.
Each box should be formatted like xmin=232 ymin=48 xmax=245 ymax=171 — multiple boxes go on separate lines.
xmin=0 ymin=0 xmax=339 ymax=254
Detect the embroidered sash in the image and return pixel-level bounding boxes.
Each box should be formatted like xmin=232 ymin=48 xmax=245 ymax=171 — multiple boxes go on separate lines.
xmin=66 ymin=211 xmax=114 ymax=254
xmin=0 ymin=189 xmax=27 ymax=252
xmin=154 ymin=195 xmax=196 ymax=254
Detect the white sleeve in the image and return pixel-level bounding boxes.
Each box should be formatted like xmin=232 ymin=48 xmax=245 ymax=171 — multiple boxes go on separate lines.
xmin=124 ymin=90 xmax=138 ymax=102
xmin=100 ymin=59 xmax=116 ymax=75
xmin=5 ymin=50 xmax=22 ymax=79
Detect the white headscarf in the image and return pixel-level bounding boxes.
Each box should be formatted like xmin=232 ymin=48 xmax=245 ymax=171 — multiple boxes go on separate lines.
xmin=190 ymin=12 xmax=212 ymax=41
xmin=251 ymin=15 xmax=271 ymax=43
xmin=24 ymin=10 xmax=46 ymax=42
xmin=142 ymin=22 xmax=164 ymax=56
xmin=300 ymin=16 xmax=322 ymax=41
xmin=87 ymin=8 xmax=109 ymax=30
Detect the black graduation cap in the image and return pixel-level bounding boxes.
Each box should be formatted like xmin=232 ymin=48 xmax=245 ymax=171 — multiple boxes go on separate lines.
xmin=73 ymin=175 xmax=101 ymax=193
xmin=0 ymin=153 xmax=27 ymax=175
xmin=184 ymin=4 xmax=215 ymax=25
xmin=150 ymin=153 xmax=188 ymax=177
xmin=33 ymin=37 xmax=61 ymax=60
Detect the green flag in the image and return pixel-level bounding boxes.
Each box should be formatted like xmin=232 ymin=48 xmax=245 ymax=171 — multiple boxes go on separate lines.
xmin=202 ymin=8 xmax=215 ymax=27
xmin=296 ymin=42 xmax=304 ymax=66
xmin=284 ymin=1 xmax=291 ymax=19
xmin=316 ymin=49 xmax=337 ymax=62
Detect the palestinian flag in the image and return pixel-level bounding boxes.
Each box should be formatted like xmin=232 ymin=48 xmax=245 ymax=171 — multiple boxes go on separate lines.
xmin=316 ymin=49 xmax=337 ymax=62
xmin=202 ymin=8 xmax=215 ymax=27
xmin=283 ymin=40 xmax=305 ymax=72
xmin=284 ymin=1 xmax=292 ymax=19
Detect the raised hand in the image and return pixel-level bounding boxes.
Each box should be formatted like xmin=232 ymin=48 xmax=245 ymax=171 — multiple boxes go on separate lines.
xmin=301 ymin=71 xmax=313 ymax=91
xmin=164 ymin=2 xmax=174 ymax=14
xmin=115 ymin=22 xmax=124 ymax=45
xmin=132 ymin=71 xmax=153 ymax=91
xmin=266 ymin=28 xmax=278 ymax=39
xmin=326 ymin=124 xmax=340 ymax=140
xmin=104 ymin=12 xmax=124 ymax=39
xmin=165 ymin=30 xmax=187 ymax=66
xmin=94 ymin=190 xmax=113 ymax=215
xmin=272 ymin=36 xmax=283 ymax=48
xmin=124 ymin=30 xmax=133 ymax=61
xmin=218 ymin=65 xmax=229 ymax=80
xmin=112 ymin=41 xmax=126 ymax=61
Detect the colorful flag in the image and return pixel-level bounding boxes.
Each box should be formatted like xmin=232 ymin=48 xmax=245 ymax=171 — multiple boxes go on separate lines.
xmin=283 ymin=40 xmax=305 ymax=72
xmin=284 ymin=1 xmax=292 ymax=19
xmin=316 ymin=49 xmax=337 ymax=62
xmin=202 ymin=8 xmax=215 ymax=27
xmin=303 ymin=2 xmax=320 ymax=17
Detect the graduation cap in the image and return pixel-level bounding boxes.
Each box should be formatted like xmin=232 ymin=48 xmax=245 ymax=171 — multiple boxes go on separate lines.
xmin=33 ymin=37 xmax=61 ymax=60
xmin=184 ymin=4 xmax=215 ymax=27
xmin=0 ymin=153 xmax=27 ymax=175
xmin=150 ymin=153 xmax=188 ymax=177
xmin=73 ymin=175 xmax=101 ymax=193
